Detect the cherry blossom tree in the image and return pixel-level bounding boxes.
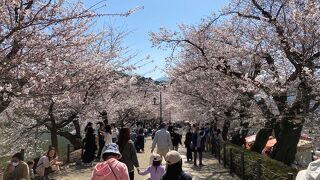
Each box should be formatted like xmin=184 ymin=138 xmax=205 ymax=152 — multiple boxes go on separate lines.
xmin=0 ymin=0 xmax=139 ymax=114
xmin=151 ymin=0 xmax=320 ymax=165
xmin=0 ymin=0 xmax=140 ymax=153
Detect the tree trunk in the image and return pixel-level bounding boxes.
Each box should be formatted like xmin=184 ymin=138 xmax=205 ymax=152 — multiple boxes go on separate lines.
xmin=0 ymin=99 xmax=11 ymax=114
xmin=58 ymin=131 xmax=82 ymax=150
xmin=251 ymin=118 xmax=276 ymax=153
xmin=222 ymin=110 xmax=231 ymax=141
xmin=73 ymin=120 xmax=82 ymax=139
xmin=50 ymin=119 xmax=58 ymax=149
xmin=251 ymin=127 xmax=273 ymax=153
xmin=270 ymin=119 xmax=302 ymax=165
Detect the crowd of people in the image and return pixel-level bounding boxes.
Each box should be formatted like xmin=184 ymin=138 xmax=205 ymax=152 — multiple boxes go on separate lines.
xmin=90 ymin=121 xmax=192 ymax=180
xmin=3 ymin=121 xmax=224 ymax=180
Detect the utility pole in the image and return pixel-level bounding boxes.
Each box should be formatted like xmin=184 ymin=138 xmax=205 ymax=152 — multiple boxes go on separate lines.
xmin=160 ymin=91 xmax=163 ymax=124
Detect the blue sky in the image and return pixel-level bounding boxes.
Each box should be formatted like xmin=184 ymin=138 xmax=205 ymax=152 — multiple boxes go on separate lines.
xmin=84 ymin=0 xmax=229 ymax=79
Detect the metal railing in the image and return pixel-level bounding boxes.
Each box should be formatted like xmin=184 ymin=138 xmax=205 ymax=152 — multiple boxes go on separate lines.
xmin=214 ymin=142 xmax=296 ymax=180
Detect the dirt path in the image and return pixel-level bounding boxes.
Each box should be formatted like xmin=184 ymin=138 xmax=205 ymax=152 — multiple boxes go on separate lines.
xmin=55 ymin=137 xmax=238 ymax=180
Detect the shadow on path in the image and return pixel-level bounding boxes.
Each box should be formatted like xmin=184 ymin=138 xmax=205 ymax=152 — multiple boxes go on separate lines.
xmin=179 ymin=146 xmax=239 ymax=180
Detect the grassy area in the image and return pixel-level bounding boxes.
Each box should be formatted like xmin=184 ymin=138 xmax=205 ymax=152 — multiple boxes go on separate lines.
xmin=222 ymin=142 xmax=298 ymax=180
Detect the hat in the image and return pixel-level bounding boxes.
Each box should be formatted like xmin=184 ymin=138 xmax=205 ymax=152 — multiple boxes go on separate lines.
xmin=12 ymin=153 xmax=23 ymax=160
xmin=103 ymin=143 xmax=121 ymax=156
xmin=296 ymin=159 xmax=320 ymax=180
xmin=151 ymin=153 xmax=162 ymax=162
xmin=165 ymin=151 xmax=182 ymax=165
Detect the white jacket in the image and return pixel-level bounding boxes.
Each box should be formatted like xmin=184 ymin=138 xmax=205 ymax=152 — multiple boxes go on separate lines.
xmin=152 ymin=129 xmax=173 ymax=150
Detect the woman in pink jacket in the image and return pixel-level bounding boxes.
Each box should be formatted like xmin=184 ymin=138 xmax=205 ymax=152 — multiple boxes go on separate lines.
xmin=91 ymin=143 xmax=130 ymax=180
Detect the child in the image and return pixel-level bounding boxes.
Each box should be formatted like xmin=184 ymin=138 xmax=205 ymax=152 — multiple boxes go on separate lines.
xmin=27 ymin=160 xmax=35 ymax=180
xmin=137 ymin=154 xmax=165 ymax=180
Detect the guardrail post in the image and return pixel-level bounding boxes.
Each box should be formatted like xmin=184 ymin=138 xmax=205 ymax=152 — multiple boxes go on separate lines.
xmin=287 ymin=173 xmax=294 ymax=180
xmin=67 ymin=144 xmax=70 ymax=163
xmin=229 ymin=148 xmax=233 ymax=176
xmin=20 ymin=149 xmax=25 ymax=161
xmin=223 ymin=144 xmax=227 ymax=167
xmin=257 ymin=159 xmax=261 ymax=180
xmin=241 ymin=150 xmax=245 ymax=179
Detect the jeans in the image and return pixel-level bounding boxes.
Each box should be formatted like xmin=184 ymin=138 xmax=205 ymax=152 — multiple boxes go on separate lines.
xmin=186 ymin=147 xmax=193 ymax=161
xmin=194 ymin=148 xmax=203 ymax=165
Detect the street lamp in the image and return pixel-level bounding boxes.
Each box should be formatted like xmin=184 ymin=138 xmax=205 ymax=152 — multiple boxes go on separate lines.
xmin=153 ymin=91 xmax=163 ymax=124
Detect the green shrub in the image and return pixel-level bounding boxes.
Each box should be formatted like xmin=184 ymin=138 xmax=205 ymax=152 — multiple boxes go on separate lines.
xmin=221 ymin=142 xmax=298 ymax=180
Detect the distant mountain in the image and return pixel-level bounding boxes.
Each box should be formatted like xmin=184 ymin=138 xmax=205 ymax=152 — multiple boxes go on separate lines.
xmin=155 ymin=77 xmax=169 ymax=82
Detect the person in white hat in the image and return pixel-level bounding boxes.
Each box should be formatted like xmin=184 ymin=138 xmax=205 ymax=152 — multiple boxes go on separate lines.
xmin=161 ymin=151 xmax=192 ymax=180
xmin=137 ymin=153 xmax=165 ymax=180
xmin=296 ymin=159 xmax=320 ymax=180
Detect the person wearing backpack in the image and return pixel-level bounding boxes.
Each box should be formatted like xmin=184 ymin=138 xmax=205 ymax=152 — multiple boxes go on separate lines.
xmin=91 ymin=143 xmax=129 ymax=180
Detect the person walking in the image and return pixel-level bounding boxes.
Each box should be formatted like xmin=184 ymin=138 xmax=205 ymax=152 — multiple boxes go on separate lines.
xmin=96 ymin=122 xmax=105 ymax=159
xmin=171 ymin=128 xmax=181 ymax=151
xmin=192 ymin=127 xmax=205 ymax=166
xmin=135 ymin=128 xmax=145 ymax=153
xmin=91 ymin=143 xmax=130 ymax=180
xmin=161 ymin=151 xmax=192 ymax=180
xmin=151 ymin=123 xmax=173 ymax=159
xmin=3 ymin=153 xmax=29 ymax=180
xmin=117 ymin=128 xmax=140 ymax=180
xmin=104 ymin=124 xmax=113 ymax=145
xmin=111 ymin=123 xmax=119 ymax=143
xmin=215 ymin=129 xmax=224 ymax=150
xmin=85 ymin=122 xmax=93 ymax=133
xmin=205 ymin=124 xmax=212 ymax=152
xmin=82 ymin=127 xmax=97 ymax=166
xmin=100 ymin=124 xmax=113 ymax=160
xmin=184 ymin=127 xmax=193 ymax=162
xmin=137 ymin=153 xmax=165 ymax=180
xmin=210 ymin=126 xmax=217 ymax=156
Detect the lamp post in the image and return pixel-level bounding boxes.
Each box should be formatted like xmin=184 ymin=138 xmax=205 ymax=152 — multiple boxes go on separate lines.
xmin=153 ymin=91 xmax=163 ymax=124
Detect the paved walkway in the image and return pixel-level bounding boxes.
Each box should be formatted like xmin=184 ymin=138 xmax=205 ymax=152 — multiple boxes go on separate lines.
xmin=55 ymin=137 xmax=238 ymax=180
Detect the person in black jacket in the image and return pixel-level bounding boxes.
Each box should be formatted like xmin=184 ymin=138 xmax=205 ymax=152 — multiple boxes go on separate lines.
xmin=82 ymin=127 xmax=97 ymax=165
xmin=135 ymin=128 xmax=145 ymax=153
xmin=171 ymin=128 xmax=182 ymax=151
xmin=184 ymin=127 xmax=193 ymax=162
